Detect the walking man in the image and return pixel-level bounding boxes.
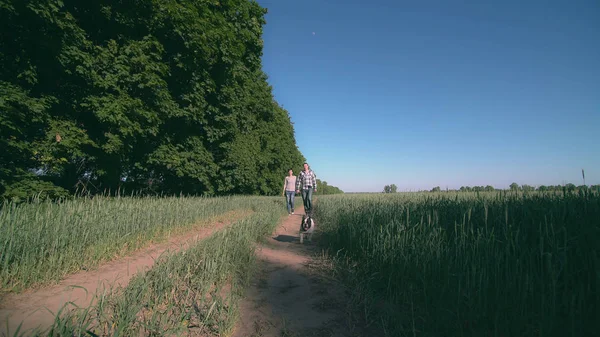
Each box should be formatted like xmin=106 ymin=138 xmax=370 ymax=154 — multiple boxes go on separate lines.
xmin=296 ymin=162 xmax=317 ymax=214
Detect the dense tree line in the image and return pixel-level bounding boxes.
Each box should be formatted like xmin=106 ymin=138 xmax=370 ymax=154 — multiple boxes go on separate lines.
xmin=316 ymin=179 xmax=343 ymax=195
xmin=429 ymin=183 xmax=600 ymax=193
xmin=508 ymin=183 xmax=599 ymax=193
xmin=1 ymin=0 xmax=306 ymax=199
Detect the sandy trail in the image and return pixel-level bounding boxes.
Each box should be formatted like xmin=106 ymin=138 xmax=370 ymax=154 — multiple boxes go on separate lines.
xmin=0 ymin=212 xmax=246 ymax=336
xmin=232 ymin=206 xmax=377 ymax=337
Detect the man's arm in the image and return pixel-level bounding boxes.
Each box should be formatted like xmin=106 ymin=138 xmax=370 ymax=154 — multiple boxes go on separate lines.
xmin=296 ymin=172 xmax=302 ymax=191
xmin=312 ymin=172 xmax=317 ymax=190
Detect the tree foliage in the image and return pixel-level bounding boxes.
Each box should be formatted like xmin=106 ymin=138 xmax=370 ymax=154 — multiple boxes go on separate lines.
xmin=0 ymin=0 xmax=305 ymax=199
xmin=436 ymin=183 xmax=597 ymax=193
xmin=316 ymin=179 xmax=343 ymax=195
xmin=383 ymin=184 xmax=397 ymax=193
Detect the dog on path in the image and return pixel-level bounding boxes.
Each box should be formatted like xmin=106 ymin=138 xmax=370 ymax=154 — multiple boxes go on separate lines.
xmin=299 ymin=214 xmax=315 ymax=243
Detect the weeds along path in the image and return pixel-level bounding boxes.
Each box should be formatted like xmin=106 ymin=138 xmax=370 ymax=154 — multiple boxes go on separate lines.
xmin=232 ymin=205 xmax=377 ymax=337
xmin=0 ymin=210 xmax=250 ymax=335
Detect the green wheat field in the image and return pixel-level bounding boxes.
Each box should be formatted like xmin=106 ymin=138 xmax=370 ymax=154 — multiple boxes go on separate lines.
xmin=1 ymin=190 xmax=598 ymax=336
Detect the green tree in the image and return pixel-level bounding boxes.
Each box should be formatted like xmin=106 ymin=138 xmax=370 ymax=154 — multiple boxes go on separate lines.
xmin=521 ymin=184 xmax=534 ymax=192
xmin=431 ymin=186 xmax=441 ymax=192
xmin=383 ymin=184 xmax=397 ymax=193
xmin=510 ymin=183 xmax=520 ymax=191
xmin=315 ymin=179 xmax=343 ymax=195
xmin=0 ymin=0 xmax=305 ymax=198
xmin=0 ymin=82 xmax=69 ymax=199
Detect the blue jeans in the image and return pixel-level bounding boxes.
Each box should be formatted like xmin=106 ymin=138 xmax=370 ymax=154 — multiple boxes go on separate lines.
xmin=285 ymin=190 xmax=295 ymax=213
xmin=302 ymin=188 xmax=313 ymax=212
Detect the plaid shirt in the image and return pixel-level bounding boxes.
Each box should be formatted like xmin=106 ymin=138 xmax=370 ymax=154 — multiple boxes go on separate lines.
xmin=296 ymin=169 xmax=317 ymax=190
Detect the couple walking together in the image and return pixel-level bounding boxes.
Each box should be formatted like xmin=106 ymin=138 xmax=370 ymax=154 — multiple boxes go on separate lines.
xmin=282 ymin=162 xmax=317 ymax=215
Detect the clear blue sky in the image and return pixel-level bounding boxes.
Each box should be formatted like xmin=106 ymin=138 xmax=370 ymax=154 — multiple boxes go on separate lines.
xmin=257 ymin=0 xmax=600 ymax=192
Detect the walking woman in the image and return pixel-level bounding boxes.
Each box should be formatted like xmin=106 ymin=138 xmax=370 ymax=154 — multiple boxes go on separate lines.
xmin=282 ymin=169 xmax=297 ymax=215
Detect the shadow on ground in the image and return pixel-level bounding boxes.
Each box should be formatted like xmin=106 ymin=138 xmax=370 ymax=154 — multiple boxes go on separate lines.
xmin=233 ymin=251 xmax=365 ymax=337
xmin=273 ymin=234 xmax=299 ymax=243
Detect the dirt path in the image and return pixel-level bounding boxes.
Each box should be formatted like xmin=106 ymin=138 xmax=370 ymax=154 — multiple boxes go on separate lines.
xmin=231 ymin=206 xmax=375 ymax=337
xmin=0 ymin=212 xmax=247 ymax=336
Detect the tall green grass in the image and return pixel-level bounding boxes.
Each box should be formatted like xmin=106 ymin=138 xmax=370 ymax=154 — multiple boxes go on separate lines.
xmin=0 ymin=195 xmax=275 ymax=293
xmin=29 ymin=198 xmax=284 ymax=337
xmin=315 ymin=191 xmax=599 ymax=337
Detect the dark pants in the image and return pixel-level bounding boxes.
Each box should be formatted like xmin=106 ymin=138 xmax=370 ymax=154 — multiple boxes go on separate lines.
xmin=302 ymin=188 xmax=313 ymax=213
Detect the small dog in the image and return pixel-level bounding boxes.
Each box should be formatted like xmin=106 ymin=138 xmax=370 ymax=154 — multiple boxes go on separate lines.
xmin=299 ymin=214 xmax=315 ymax=243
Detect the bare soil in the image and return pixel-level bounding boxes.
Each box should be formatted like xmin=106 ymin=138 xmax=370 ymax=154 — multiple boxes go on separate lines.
xmin=0 ymin=211 xmax=248 ymax=336
xmin=231 ymin=206 xmax=377 ymax=337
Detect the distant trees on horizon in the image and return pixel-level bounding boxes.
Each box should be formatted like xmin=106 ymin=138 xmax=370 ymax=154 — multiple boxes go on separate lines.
xmin=379 ymin=183 xmax=600 ymax=193
xmin=383 ymin=184 xmax=398 ymax=193
xmin=429 ymin=183 xmax=599 ymax=193
xmin=316 ymin=179 xmax=344 ymax=195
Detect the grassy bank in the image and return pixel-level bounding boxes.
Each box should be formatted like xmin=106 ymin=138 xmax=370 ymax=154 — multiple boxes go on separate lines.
xmin=0 ymin=195 xmax=275 ymax=293
xmin=314 ymin=191 xmax=599 ymax=337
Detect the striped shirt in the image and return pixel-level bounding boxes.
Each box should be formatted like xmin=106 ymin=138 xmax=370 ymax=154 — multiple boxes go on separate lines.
xmin=296 ymin=169 xmax=317 ymax=190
